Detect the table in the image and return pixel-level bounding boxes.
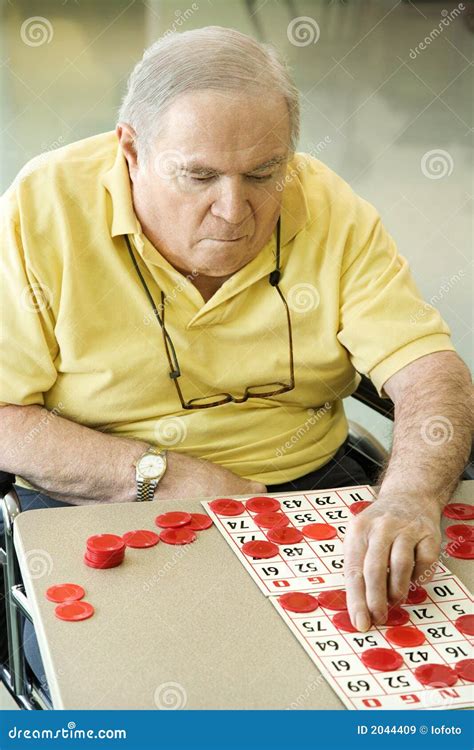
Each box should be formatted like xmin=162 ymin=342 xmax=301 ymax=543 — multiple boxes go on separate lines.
xmin=13 ymin=482 xmax=473 ymax=709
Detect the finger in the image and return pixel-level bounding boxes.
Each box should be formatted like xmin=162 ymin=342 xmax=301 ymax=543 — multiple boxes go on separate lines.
xmin=363 ymin=532 xmax=393 ymax=625
xmin=388 ymin=535 xmax=415 ymax=604
xmin=343 ymin=524 xmax=370 ymax=632
xmin=412 ymin=536 xmax=441 ymax=587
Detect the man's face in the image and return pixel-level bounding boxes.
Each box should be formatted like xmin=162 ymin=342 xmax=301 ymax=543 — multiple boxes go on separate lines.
xmin=121 ymin=89 xmax=291 ymax=278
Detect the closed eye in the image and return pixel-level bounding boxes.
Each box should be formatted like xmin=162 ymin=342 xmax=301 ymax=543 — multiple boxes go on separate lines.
xmin=187 ymin=172 xmax=275 ymax=183
xmin=189 ymin=174 xmax=217 ymax=182
xmin=248 ymin=173 xmax=273 ymax=181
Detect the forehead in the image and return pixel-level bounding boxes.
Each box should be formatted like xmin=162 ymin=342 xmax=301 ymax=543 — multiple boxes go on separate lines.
xmin=155 ymin=89 xmax=291 ymax=170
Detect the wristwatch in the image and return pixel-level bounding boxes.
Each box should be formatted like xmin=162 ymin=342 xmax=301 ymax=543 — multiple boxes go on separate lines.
xmin=134 ymin=445 xmax=167 ymax=502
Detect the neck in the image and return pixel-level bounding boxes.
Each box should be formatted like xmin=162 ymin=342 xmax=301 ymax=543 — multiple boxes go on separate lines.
xmin=188 ymin=272 xmax=233 ymax=302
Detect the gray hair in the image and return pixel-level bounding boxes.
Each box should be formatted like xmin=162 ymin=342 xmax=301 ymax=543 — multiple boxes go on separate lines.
xmin=117 ymin=25 xmax=300 ymax=166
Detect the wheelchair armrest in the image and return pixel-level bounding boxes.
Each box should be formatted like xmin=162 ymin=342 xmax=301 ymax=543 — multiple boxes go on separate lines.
xmin=352 ymin=374 xmax=395 ymax=421
xmin=0 ymin=471 xmax=15 ymax=498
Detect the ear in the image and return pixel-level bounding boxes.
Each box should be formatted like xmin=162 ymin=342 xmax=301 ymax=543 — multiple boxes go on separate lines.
xmin=116 ymin=123 xmax=140 ymax=180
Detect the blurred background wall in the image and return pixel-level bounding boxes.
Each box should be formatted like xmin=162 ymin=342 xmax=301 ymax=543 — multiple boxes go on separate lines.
xmin=1 ymin=0 xmax=472 ymax=448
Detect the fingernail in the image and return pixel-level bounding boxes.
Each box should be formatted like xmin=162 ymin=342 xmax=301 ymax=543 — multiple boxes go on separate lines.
xmin=374 ymin=610 xmax=387 ymax=625
xmin=355 ymin=613 xmax=371 ymax=632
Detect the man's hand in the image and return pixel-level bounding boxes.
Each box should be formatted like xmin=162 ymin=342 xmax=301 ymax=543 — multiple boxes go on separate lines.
xmin=342 ymin=351 xmax=472 ymax=632
xmin=344 ymin=494 xmax=442 ymax=631
xmin=157 ymin=451 xmax=266 ymax=501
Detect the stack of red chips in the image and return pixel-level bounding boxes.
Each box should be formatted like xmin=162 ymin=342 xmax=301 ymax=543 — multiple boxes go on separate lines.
xmin=84 ymin=533 xmax=126 ymax=569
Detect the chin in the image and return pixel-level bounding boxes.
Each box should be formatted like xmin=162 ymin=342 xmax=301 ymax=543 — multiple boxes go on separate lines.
xmin=201 ymin=259 xmax=250 ymax=277
xmin=194 ymin=246 xmax=253 ymax=277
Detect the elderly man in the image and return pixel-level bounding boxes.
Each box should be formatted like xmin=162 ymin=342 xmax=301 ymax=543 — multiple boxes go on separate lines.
xmin=0 ymin=26 xmax=472 ymax=683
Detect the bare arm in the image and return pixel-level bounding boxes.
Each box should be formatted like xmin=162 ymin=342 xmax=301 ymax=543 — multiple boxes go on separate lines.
xmin=0 ymin=404 xmax=265 ymax=505
xmin=344 ymin=351 xmax=473 ymax=631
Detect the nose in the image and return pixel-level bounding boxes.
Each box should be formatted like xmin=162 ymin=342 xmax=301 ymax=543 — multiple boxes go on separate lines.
xmin=210 ymin=175 xmax=251 ymax=226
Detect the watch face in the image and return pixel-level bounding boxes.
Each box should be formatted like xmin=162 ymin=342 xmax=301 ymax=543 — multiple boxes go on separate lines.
xmin=139 ymin=454 xmax=165 ymax=479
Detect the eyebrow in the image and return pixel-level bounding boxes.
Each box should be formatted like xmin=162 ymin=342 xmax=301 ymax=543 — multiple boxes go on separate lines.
xmin=183 ymin=155 xmax=287 ymax=175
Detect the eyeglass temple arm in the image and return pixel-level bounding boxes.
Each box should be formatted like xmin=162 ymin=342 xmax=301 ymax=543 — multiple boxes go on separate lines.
xmin=269 ymin=216 xmax=281 ymax=287
xmin=268 ymin=217 xmax=294 ymax=386
xmin=124 ymin=235 xmax=181 ymax=379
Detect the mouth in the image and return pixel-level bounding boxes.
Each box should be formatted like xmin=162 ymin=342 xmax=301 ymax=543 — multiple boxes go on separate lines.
xmin=205 ymin=236 xmax=246 ymax=243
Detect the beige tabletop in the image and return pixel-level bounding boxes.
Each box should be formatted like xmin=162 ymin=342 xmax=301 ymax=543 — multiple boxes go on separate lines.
xmin=13 ymin=481 xmax=474 ymax=710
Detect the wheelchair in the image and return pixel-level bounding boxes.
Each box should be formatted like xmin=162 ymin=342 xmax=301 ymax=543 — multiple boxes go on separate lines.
xmin=1 ymin=376 xmax=471 ymax=709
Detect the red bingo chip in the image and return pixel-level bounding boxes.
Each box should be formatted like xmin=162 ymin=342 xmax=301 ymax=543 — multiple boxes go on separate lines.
xmin=159 ymin=527 xmax=196 ymax=545
xmin=84 ymin=554 xmax=123 ymax=569
xmin=84 ymin=546 xmax=125 ymax=561
xmin=349 ymin=501 xmax=373 ymax=516
xmin=246 ymin=496 xmax=281 ymax=513
xmin=122 ymin=530 xmax=160 ymax=548
xmin=241 ymin=540 xmax=279 ymax=559
xmin=405 ymin=585 xmax=427 ymax=605
xmin=317 ymin=589 xmax=347 ymax=611
xmin=302 ymin=523 xmax=337 ymax=541
xmin=332 ymin=610 xmax=358 ymax=633
xmin=454 ymin=659 xmax=474 ymax=683
xmin=155 ymin=512 xmax=192 ymax=529
xmin=385 ymin=605 xmax=410 ymax=627
xmin=446 ymin=540 xmax=474 ymax=560
xmin=414 ymin=663 xmax=458 ymax=688
xmin=385 ymin=626 xmax=426 ymax=647
xmin=55 ymin=601 xmax=94 ymax=622
xmin=266 ymin=526 xmax=304 ymax=545
xmin=442 ymin=503 xmax=474 ymax=521
xmin=361 ymin=647 xmax=403 ymax=672
xmin=446 ymin=524 xmax=474 ymax=542
xmin=86 ymin=534 xmax=125 ymax=554
xmin=454 ymin=614 xmax=474 ymax=636
xmin=46 ymin=583 xmax=85 ymax=604
xmin=208 ymin=499 xmax=245 ymax=516
xmin=279 ymin=592 xmax=319 ymax=613
xmin=187 ymin=513 xmax=213 ymax=531
xmin=253 ymin=512 xmax=289 ymax=529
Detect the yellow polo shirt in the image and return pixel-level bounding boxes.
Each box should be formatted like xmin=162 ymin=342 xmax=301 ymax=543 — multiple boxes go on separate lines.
xmin=1 ymin=131 xmax=455 ymax=490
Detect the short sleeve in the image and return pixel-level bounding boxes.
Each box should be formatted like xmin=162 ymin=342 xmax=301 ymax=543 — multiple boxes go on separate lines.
xmin=336 ymin=193 xmax=455 ymax=398
xmin=0 ymin=191 xmax=58 ymax=406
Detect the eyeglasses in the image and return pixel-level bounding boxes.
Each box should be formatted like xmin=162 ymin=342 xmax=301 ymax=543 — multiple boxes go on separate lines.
xmin=125 ymin=216 xmax=295 ymax=410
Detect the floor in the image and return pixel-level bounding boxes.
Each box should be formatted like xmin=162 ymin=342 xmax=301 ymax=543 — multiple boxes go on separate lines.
xmin=0 ymin=680 xmax=20 ymax=709
xmin=0 ymin=0 xmax=473 ymax=710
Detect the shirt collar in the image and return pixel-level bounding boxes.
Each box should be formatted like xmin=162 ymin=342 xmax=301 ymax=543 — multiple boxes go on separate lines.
xmin=101 ymin=134 xmax=309 ymax=249
xmin=100 ymin=135 xmax=140 ymax=238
